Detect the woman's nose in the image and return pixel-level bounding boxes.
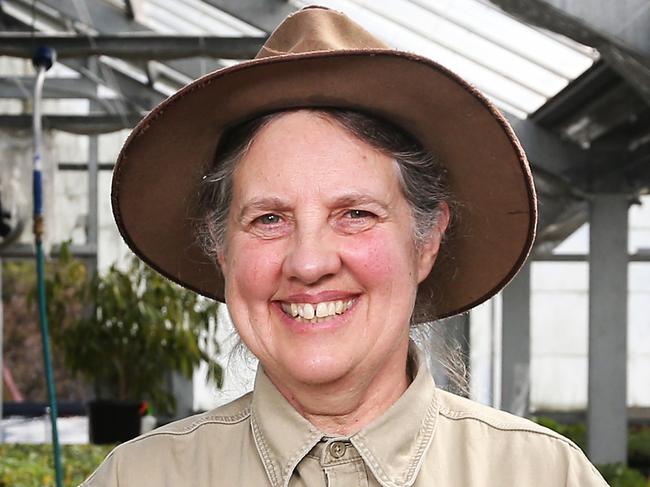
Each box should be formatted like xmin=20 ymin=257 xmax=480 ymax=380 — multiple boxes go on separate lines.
xmin=282 ymin=227 xmax=341 ymax=285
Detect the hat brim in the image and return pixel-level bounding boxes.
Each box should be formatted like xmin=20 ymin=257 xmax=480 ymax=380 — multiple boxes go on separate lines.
xmin=112 ymin=49 xmax=536 ymax=321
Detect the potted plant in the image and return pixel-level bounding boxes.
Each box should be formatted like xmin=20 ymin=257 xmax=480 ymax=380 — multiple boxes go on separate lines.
xmin=45 ymin=247 xmax=223 ymax=443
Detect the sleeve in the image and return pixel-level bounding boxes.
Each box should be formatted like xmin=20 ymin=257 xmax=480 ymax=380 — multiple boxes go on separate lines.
xmin=564 ymin=445 xmax=610 ymax=487
xmin=79 ymin=451 xmax=120 ymax=487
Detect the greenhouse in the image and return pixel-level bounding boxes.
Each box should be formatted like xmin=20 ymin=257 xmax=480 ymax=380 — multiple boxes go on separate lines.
xmin=1 ymin=0 xmax=649 ymax=485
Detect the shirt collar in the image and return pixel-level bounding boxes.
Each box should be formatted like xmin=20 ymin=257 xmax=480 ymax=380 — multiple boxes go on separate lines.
xmin=250 ymin=344 xmax=439 ymax=487
xmin=349 ymin=345 xmax=439 ymax=487
xmin=250 ymin=367 xmax=323 ymax=487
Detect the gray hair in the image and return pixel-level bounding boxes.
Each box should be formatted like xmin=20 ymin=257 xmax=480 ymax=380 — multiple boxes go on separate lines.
xmin=198 ymin=108 xmax=453 ymax=258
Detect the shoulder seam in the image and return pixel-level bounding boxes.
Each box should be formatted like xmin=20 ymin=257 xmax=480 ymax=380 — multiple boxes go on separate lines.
xmin=130 ymin=407 xmax=252 ymax=443
xmin=79 ymin=408 xmax=252 ymax=486
xmin=438 ymin=409 xmax=579 ymax=451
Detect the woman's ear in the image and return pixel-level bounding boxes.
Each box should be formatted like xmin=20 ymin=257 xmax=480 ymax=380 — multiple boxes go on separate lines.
xmin=416 ymin=202 xmax=450 ymax=283
xmin=216 ymin=246 xmax=228 ymax=276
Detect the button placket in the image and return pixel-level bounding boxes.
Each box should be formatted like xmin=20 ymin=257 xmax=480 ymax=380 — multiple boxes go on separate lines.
xmin=321 ymin=441 xmax=369 ymax=487
xmin=329 ymin=441 xmax=347 ymax=459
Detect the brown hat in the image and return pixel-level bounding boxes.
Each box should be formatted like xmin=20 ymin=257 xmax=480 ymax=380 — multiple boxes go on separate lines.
xmin=112 ymin=6 xmax=536 ymax=321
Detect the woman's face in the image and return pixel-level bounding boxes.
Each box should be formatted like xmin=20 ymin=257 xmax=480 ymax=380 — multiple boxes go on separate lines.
xmin=219 ymin=111 xmax=447 ymax=388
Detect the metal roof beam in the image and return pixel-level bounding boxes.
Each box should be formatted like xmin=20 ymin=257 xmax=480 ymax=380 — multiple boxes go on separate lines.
xmin=3 ymin=0 xmax=227 ymax=81
xmin=7 ymin=0 xmax=150 ymax=35
xmin=0 ymin=33 xmax=264 ymax=60
xmin=0 ymin=5 xmax=167 ymax=110
xmin=0 ymin=114 xmax=143 ymax=134
xmin=0 ymin=81 xmax=134 ymax=113
xmin=65 ymin=58 xmax=164 ymax=111
xmin=507 ymin=115 xmax=598 ymax=173
xmin=0 ymin=76 xmax=108 ymax=100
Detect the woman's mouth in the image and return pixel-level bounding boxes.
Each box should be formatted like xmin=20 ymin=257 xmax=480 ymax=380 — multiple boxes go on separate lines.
xmin=279 ymin=299 xmax=355 ymax=324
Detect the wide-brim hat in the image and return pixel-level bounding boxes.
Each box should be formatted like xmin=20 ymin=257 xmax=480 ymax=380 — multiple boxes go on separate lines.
xmin=112 ymin=6 xmax=537 ymax=321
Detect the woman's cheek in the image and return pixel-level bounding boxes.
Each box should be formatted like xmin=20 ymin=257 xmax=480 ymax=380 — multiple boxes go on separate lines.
xmin=344 ymin=232 xmax=408 ymax=284
xmin=231 ymin=237 xmax=285 ymax=297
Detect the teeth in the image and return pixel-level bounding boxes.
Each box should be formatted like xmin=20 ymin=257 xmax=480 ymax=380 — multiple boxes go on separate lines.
xmin=303 ymin=303 xmax=315 ymax=319
xmin=315 ymin=302 xmax=328 ymax=318
xmin=280 ymin=299 xmax=355 ymax=323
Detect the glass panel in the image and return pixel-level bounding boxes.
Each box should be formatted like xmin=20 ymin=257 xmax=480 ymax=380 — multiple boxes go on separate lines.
xmin=292 ymin=0 xmax=596 ymax=117
xmin=629 ymin=263 xmax=650 ymax=406
xmin=530 ymin=262 xmax=589 ymax=411
xmin=141 ymin=0 xmax=264 ymax=35
xmin=553 ymin=222 xmax=589 ymax=255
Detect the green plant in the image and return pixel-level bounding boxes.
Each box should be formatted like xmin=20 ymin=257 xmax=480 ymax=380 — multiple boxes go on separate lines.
xmin=596 ymin=463 xmax=647 ymax=487
xmin=0 ymin=444 xmax=113 ymax=487
xmin=532 ymin=416 xmax=587 ymax=450
xmin=533 ymin=417 xmax=650 ymax=484
xmin=47 ymin=248 xmax=223 ymax=414
xmin=2 ymin=250 xmax=89 ymax=402
xmin=629 ymin=426 xmax=650 ymax=467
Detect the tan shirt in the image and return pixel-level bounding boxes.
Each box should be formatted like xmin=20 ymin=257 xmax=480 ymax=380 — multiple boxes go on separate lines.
xmin=82 ymin=351 xmax=608 ymax=487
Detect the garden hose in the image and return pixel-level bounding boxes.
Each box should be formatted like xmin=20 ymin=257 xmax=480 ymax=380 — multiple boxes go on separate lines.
xmin=32 ymin=46 xmax=64 ymax=487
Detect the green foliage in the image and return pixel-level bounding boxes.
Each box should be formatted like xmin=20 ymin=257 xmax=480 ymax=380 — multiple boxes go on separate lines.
xmin=596 ymin=463 xmax=648 ymax=487
xmin=629 ymin=426 xmax=650 ymax=466
xmin=0 ymin=444 xmax=113 ymax=487
xmin=532 ymin=416 xmax=587 ymax=450
xmin=2 ymin=253 xmax=88 ymax=401
xmin=46 ymin=246 xmax=223 ymax=414
xmin=533 ymin=417 xmax=650 ymax=484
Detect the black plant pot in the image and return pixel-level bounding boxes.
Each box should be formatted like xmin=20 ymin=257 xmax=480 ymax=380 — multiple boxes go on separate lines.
xmin=88 ymin=400 xmax=141 ymax=444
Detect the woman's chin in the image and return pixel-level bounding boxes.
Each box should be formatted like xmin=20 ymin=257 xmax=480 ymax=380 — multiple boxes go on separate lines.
xmin=275 ymin=352 xmax=358 ymax=387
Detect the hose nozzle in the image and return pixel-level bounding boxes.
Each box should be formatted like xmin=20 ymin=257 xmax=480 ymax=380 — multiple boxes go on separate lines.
xmin=32 ymin=46 xmax=57 ymax=71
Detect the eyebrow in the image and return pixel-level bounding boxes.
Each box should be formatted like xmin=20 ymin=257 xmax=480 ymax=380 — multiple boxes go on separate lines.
xmin=238 ymin=192 xmax=390 ymax=220
xmin=329 ymin=192 xmax=390 ymax=211
xmin=238 ymin=196 xmax=292 ymax=220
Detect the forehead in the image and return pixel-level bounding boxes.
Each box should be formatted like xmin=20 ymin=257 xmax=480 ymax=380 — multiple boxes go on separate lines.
xmin=231 ymin=110 xmax=402 ymax=201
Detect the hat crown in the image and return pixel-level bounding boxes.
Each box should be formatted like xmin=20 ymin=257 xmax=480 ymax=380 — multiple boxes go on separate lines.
xmin=256 ymin=6 xmax=388 ymax=59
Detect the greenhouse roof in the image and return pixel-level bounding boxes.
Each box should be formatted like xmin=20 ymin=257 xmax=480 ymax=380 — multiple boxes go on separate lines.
xmin=1 ymin=0 xmax=649 ymax=247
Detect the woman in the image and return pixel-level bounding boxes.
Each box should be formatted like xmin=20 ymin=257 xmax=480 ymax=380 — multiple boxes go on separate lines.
xmin=84 ymin=6 xmax=608 ymax=486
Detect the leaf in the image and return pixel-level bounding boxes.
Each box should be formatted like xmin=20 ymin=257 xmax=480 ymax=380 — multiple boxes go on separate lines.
xmin=41 ymin=251 xmax=226 ymax=415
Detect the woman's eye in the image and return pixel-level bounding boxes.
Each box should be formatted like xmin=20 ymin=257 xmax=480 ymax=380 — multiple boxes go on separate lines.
xmin=248 ymin=213 xmax=290 ymax=239
xmin=334 ymin=209 xmax=378 ymax=234
xmin=346 ymin=209 xmax=374 ymax=219
xmin=255 ymin=214 xmax=282 ymax=225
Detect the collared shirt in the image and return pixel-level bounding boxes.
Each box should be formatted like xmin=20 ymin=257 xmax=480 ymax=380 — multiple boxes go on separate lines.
xmin=82 ymin=350 xmax=608 ymax=487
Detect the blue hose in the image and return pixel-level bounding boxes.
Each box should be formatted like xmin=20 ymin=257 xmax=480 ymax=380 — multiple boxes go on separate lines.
xmin=33 ymin=46 xmax=64 ymax=487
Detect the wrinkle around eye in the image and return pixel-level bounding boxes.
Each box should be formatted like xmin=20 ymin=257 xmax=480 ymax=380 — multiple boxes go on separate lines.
xmin=245 ymin=213 xmax=293 ymax=239
xmin=333 ymin=209 xmax=379 ymax=234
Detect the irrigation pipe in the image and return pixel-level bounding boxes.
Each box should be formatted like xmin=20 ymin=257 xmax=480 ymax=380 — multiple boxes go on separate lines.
xmin=32 ymin=46 xmax=64 ymax=487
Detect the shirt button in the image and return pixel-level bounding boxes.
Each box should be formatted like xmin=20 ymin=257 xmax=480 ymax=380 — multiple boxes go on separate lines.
xmin=329 ymin=441 xmax=347 ymax=459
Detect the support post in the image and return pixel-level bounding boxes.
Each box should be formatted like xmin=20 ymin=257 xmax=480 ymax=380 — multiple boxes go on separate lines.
xmin=588 ymin=194 xmax=628 ymax=464
xmin=501 ymin=262 xmax=531 ymax=416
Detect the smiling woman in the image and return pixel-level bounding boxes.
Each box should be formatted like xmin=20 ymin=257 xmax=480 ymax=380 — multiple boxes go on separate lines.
xmin=83 ymin=6 xmax=608 ymax=487
xmin=198 ymin=108 xmax=452 ymax=319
